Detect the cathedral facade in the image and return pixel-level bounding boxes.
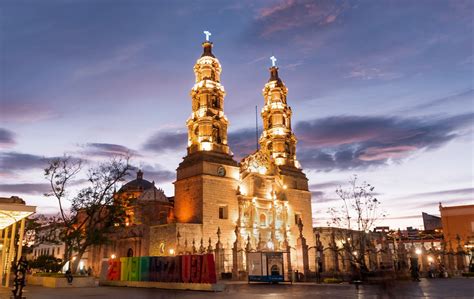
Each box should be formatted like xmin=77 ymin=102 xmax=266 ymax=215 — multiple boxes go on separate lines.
xmin=148 ymin=38 xmax=315 ymax=275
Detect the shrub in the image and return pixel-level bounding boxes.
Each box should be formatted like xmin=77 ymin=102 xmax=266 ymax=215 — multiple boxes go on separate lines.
xmin=29 ymin=255 xmax=62 ymax=273
xmin=323 ymin=278 xmax=343 ymax=284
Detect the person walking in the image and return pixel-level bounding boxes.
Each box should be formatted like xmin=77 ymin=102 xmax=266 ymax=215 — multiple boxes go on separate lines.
xmin=410 ymin=258 xmax=420 ymax=282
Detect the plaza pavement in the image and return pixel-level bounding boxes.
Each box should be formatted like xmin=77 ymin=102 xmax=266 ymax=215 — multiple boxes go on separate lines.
xmin=1 ymin=278 xmax=473 ymax=299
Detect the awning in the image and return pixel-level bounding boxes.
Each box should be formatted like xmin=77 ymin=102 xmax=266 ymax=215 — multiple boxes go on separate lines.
xmin=0 ymin=203 xmax=36 ymax=229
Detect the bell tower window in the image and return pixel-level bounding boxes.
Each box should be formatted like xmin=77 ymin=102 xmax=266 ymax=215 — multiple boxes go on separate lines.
xmin=260 ymin=214 xmax=267 ymax=227
xmin=219 ymin=206 xmax=228 ymax=219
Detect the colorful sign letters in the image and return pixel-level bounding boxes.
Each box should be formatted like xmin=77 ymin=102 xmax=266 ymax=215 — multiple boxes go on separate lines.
xmin=106 ymin=254 xmax=217 ymax=284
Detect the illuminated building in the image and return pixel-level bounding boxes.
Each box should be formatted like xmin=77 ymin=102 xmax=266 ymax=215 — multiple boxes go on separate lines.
xmin=439 ymin=203 xmax=474 ymax=248
xmin=149 ymin=35 xmax=315 ymax=274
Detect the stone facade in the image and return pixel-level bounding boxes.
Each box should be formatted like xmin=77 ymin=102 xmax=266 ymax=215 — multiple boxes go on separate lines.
xmin=87 ymin=171 xmax=173 ymax=274
xmin=83 ymin=38 xmax=316 ymax=279
xmin=150 ymin=39 xmax=315 ymax=277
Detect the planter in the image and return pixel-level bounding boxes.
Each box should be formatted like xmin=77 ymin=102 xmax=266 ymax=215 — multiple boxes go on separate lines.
xmin=27 ymin=275 xmax=44 ymax=286
xmin=27 ymin=274 xmax=96 ymax=288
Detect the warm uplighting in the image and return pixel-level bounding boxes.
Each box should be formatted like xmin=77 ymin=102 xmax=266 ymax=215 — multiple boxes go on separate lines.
xmin=275 ymin=157 xmax=285 ymax=166
xmin=258 ymin=166 xmax=267 ymax=175
xmin=201 ymin=142 xmax=212 ymax=151
xmin=415 ymin=248 xmax=422 ymax=255
xmin=239 ymin=185 xmax=247 ymax=196
xmin=111 ymin=254 xmax=116 ymax=259
xmin=283 ymin=185 xmax=287 ymax=190
xmin=427 ymin=256 xmax=434 ymax=262
xmin=273 ymin=128 xmax=285 ymax=136
xmin=72 ymin=257 xmax=76 ymax=261
xmin=169 ymin=248 xmax=175 ymax=255
xmin=267 ymin=241 xmax=274 ymax=250
xmin=294 ymin=160 xmax=302 ymax=169
xmin=353 ymin=251 xmax=358 ymax=256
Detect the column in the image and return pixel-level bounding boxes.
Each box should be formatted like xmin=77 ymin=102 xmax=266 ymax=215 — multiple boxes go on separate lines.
xmin=6 ymin=221 xmax=17 ymax=287
xmin=0 ymin=227 xmax=8 ymax=286
xmin=16 ymin=219 xmax=26 ymax=261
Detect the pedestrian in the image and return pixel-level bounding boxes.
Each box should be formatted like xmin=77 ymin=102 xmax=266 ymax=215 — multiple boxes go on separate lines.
xmin=410 ymin=258 xmax=420 ymax=282
xmin=428 ymin=262 xmax=436 ymax=278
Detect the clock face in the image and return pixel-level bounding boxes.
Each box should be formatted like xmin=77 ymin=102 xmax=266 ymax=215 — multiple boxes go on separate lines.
xmin=217 ymin=166 xmax=226 ymax=177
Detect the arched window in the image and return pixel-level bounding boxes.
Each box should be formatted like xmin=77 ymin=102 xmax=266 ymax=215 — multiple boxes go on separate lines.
xmin=260 ymin=214 xmax=266 ymax=227
xmin=212 ymin=97 xmax=219 ymax=108
xmin=213 ymin=125 xmax=221 ymax=144
xmin=127 ymin=248 xmax=134 ymax=257
xmin=194 ymin=126 xmax=199 ymax=137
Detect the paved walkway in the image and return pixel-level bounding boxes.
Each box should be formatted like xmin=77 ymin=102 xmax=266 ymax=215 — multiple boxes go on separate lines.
xmin=2 ymin=278 xmax=473 ymax=299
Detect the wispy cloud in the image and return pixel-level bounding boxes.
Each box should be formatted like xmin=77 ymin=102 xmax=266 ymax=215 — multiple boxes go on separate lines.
xmin=254 ymin=0 xmax=347 ymax=37
xmin=130 ymin=164 xmax=174 ymax=184
xmin=394 ymin=188 xmax=474 ymax=201
xmin=0 ymin=183 xmax=51 ymax=195
xmin=414 ymin=197 xmax=473 ymax=209
xmin=0 ymin=152 xmax=50 ymax=172
xmin=407 ymin=89 xmax=474 ymax=111
xmin=311 ymin=190 xmax=338 ymax=204
xmin=142 ymin=130 xmax=187 ymax=153
xmin=309 ymin=180 xmax=344 ymax=190
xmin=295 ymin=113 xmax=473 ymax=171
xmin=73 ymin=42 xmax=148 ymax=79
xmin=79 ymin=143 xmax=139 ymax=158
xmin=0 ymin=102 xmax=57 ymax=123
xmin=0 ymin=128 xmax=16 ymax=148
xmin=345 ymin=65 xmax=403 ymax=81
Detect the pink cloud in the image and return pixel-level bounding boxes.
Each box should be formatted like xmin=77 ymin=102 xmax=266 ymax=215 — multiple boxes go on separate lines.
xmin=358 ymin=145 xmax=418 ymax=161
xmin=258 ymin=0 xmax=295 ymax=19
xmin=0 ymin=102 xmax=57 ymax=123
xmin=255 ymin=0 xmax=347 ymax=37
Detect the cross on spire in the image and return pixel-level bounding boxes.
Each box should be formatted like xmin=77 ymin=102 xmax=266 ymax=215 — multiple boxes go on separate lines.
xmin=270 ymin=56 xmax=277 ymax=67
xmin=203 ymin=30 xmax=212 ymax=41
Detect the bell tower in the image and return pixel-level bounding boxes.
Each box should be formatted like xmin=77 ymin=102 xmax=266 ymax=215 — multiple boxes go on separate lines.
xmin=186 ymin=40 xmax=229 ymax=154
xmin=259 ymin=63 xmax=297 ymax=167
xmin=174 ymin=33 xmax=239 ymax=246
xmin=238 ymin=57 xmax=314 ymax=272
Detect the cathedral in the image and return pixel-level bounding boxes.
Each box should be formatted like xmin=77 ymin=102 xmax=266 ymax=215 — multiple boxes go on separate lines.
xmin=91 ymin=36 xmax=315 ymax=277
xmin=151 ymin=36 xmax=314 ymax=273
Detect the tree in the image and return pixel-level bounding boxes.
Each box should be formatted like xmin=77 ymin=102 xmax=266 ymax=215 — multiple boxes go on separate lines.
xmin=44 ymin=155 xmax=132 ymax=273
xmin=23 ymin=215 xmax=62 ymax=256
xmin=30 ymin=255 xmax=62 ymax=273
xmin=327 ymin=174 xmax=385 ymax=278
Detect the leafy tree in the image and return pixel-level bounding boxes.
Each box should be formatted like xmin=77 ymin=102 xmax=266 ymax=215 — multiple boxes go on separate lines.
xmin=23 ymin=215 xmax=62 ymax=254
xmin=328 ymin=175 xmax=385 ymax=278
xmin=30 ymin=255 xmax=62 ymax=273
xmin=44 ymin=156 xmax=132 ymax=273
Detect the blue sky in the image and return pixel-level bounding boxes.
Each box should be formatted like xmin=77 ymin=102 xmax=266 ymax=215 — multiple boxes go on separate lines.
xmin=1 ymin=0 xmax=473 ymax=229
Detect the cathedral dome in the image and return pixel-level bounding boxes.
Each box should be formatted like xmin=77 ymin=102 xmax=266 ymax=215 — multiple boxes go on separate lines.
xmin=118 ymin=170 xmax=155 ymax=193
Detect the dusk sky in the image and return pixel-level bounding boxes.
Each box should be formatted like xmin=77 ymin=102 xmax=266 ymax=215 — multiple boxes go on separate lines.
xmin=1 ymin=0 xmax=473 ymax=230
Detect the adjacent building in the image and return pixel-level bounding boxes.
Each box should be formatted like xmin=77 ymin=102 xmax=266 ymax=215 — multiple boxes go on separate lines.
xmin=439 ymin=203 xmax=474 ymax=248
